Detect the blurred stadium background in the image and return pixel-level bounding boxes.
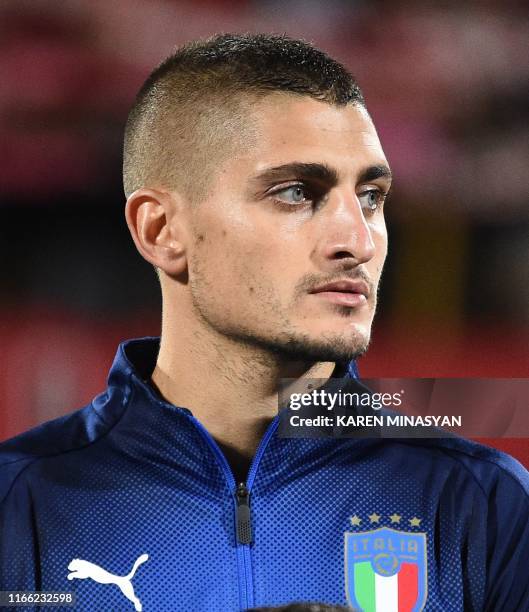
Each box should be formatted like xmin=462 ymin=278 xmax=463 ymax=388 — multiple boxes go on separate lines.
xmin=1 ymin=1 xmax=528 ymax=463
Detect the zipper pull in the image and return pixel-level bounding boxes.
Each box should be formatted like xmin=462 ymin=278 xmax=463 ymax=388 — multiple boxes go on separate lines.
xmin=235 ymin=482 xmax=252 ymax=544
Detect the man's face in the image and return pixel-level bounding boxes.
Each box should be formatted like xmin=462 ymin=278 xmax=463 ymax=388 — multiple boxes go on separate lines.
xmin=182 ymin=94 xmax=390 ymax=363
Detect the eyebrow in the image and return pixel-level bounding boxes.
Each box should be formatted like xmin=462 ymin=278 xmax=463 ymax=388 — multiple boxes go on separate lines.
xmin=251 ymin=162 xmax=392 ymax=189
xmin=358 ymin=164 xmax=393 ymax=183
xmin=251 ymin=162 xmax=339 ymax=188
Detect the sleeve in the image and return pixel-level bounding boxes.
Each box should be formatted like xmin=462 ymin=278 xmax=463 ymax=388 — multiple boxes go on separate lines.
xmin=484 ymin=466 xmax=529 ymax=611
xmin=0 ymin=459 xmax=40 ymax=591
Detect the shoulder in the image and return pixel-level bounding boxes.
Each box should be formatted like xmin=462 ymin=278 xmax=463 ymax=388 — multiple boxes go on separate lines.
xmin=433 ymin=436 xmax=528 ymax=493
xmin=399 ymin=435 xmax=529 ymax=500
xmin=0 ymin=388 xmax=129 ymax=504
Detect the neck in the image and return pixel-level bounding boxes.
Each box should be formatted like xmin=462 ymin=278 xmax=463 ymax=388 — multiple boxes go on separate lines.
xmin=151 ymin=304 xmax=336 ymax=482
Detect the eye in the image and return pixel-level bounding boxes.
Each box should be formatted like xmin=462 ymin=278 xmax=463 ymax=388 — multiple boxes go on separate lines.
xmin=358 ymin=188 xmax=387 ymax=213
xmin=269 ymin=183 xmax=315 ymax=207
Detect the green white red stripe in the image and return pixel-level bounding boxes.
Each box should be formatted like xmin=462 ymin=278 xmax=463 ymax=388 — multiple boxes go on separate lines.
xmin=353 ymin=561 xmax=418 ymax=612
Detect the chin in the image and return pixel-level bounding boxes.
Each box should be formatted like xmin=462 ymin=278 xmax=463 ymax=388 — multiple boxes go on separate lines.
xmin=269 ymin=327 xmax=371 ymax=363
xmin=312 ymin=316 xmax=372 ymax=341
xmin=302 ymin=318 xmax=373 ymax=360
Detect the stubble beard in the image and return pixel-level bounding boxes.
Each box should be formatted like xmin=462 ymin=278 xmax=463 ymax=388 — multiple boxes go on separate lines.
xmin=188 ymin=250 xmax=377 ymax=365
xmin=190 ymin=284 xmax=373 ymax=366
xmin=236 ymin=326 xmax=371 ymax=363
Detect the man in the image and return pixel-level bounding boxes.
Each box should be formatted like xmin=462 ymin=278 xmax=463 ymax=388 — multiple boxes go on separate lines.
xmin=1 ymin=34 xmax=528 ymax=612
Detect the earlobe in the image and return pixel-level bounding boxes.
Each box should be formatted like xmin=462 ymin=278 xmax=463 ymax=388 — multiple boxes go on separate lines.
xmin=124 ymin=188 xmax=188 ymax=276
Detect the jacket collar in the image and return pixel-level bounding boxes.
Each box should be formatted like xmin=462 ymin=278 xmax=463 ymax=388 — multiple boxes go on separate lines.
xmin=108 ymin=335 xmax=358 ymax=402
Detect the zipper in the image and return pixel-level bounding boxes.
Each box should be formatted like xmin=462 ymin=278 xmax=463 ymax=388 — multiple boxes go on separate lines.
xmin=235 ymin=482 xmax=252 ymax=544
xmin=144 ymin=369 xmax=352 ymax=608
xmin=189 ymin=413 xmax=281 ymax=610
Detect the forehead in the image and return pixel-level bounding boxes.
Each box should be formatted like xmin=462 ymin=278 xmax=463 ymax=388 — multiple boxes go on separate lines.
xmin=245 ymin=94 xmax=388 ymax=176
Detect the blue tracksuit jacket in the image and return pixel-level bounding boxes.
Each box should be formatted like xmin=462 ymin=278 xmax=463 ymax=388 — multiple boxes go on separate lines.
xmin=1 ymin=337 xmax=529 ymax=611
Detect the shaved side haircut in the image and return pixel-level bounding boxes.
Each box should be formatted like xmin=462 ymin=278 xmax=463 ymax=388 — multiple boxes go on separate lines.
xmin=123 ymin=33 xmax=365 ymax=203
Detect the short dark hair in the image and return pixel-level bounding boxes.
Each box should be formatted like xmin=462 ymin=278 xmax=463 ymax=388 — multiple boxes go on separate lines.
xmin=123 ymin=33 xmax=365 ymax=201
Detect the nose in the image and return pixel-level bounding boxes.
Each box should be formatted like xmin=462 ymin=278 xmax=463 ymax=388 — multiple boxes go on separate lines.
xmin=317 ymin=189 xmax=377 ymax=265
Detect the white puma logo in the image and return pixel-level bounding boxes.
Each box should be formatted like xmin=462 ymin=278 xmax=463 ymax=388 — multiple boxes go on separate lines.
xmin=67 ymin=553 xmax=148 ymax=611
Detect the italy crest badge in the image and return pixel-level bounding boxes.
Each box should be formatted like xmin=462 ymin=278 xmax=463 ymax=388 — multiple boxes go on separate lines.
xmin=345 ymin=526 xmax=427 ymax=612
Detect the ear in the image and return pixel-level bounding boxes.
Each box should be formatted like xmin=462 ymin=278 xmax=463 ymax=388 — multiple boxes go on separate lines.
xmin=125 ymin=188 xmax=187 ymax=276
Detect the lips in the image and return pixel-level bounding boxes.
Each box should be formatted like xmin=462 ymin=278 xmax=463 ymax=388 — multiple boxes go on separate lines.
xmin=310 ymin=279 xmax=370 ymax=298
xmin=309 ymin=279 xmax=370 ymax=307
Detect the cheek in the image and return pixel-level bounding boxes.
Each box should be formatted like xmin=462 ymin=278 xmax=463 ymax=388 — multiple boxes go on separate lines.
xmin=191 ymin=222 xmax=275 ymax=298
xmin=371 ymin=223 xmax=388 ymax=275
xmin=373 ymin=222 xmax=388 ymax=252
xmin=189 ymin=203 xmax=305 ymax=302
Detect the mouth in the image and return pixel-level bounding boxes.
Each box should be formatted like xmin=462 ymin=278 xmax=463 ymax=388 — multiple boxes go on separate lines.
xmin=308 ymin=279 xmax=370 ymax=308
